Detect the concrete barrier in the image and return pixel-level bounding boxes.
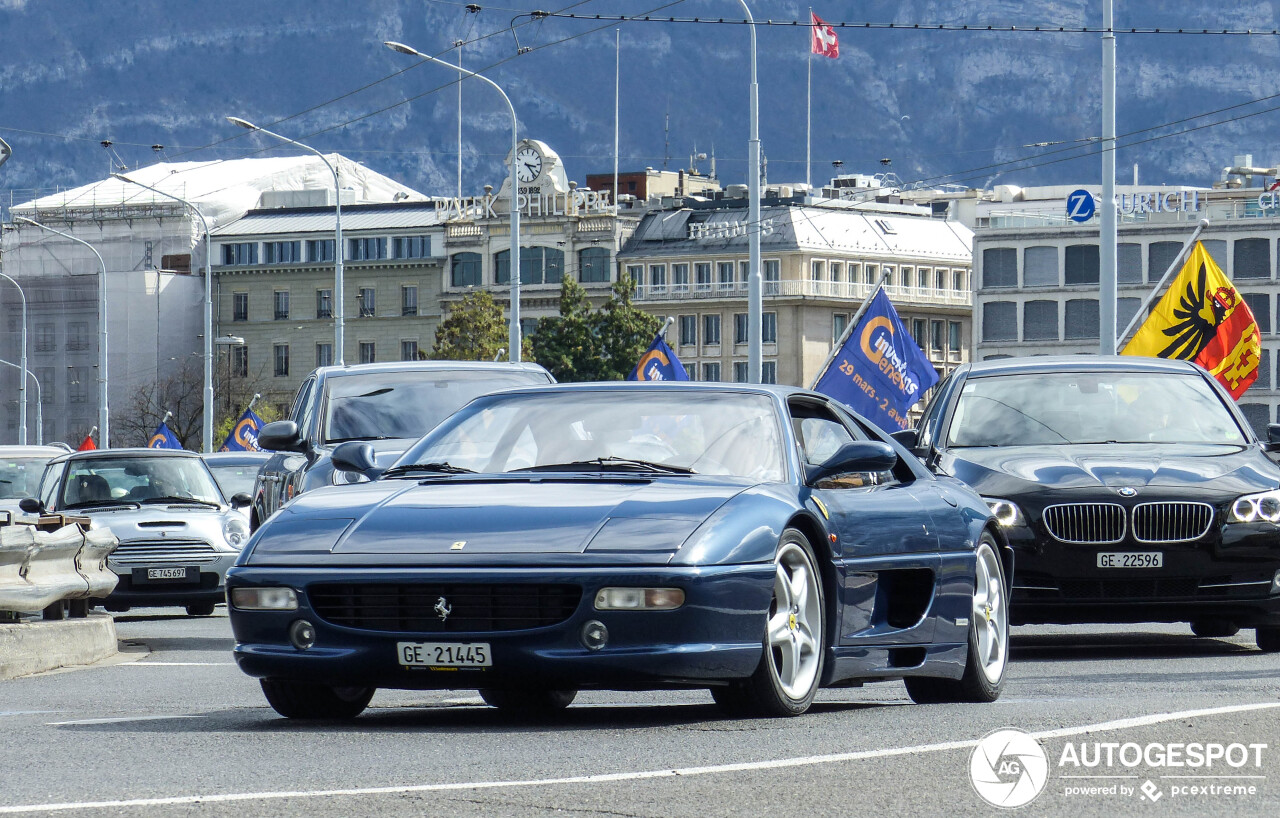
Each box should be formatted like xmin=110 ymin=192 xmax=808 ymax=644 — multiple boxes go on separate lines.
xmin=0 ymin=614 xmax=118 ymax=680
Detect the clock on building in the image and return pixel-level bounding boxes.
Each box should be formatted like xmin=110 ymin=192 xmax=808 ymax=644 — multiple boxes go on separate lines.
xmin=515 ymin=145 xmax=543 ymax=183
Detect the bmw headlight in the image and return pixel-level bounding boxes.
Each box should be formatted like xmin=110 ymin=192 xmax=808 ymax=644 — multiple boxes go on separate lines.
xmin=331 ymin=468 xmax=368 ymax=486
xmin=223 ymin=515 xmax=250 ymax=548
xmin=983 ymin=497 xmax=1024 ymax=527
xmin=1229 ymin=489 xmax=1280 ymax=523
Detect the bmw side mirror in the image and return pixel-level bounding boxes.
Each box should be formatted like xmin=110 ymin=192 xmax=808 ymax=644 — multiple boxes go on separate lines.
xmin=18 ymin=497 xmax=43 ymax=514
xmin=258 ymin=420 xmax=305 ymax=453
xmin=230 ymin=492 xmax=252 ymax=509
xmin=331 ymin=442 xmax=382 ymax=481
xmin=1265 ymin=424 xmax=1280 ymax=452
xmin=805 ymin=441 xmax=899 ymax=486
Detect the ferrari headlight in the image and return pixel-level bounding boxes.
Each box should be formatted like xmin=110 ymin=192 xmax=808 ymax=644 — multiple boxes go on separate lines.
xmin=1229 ymin=489 xmax=1280 ymax=523
xmin=229 ymin=586 xmax=298 ymax=611
xmin=983 ymin=497 xmax=1023 ymax=527
xmin=594 ymin=587 xmax=685 ymax=611
xmin=223 ymin=515 xmax=250 ymax=547
xmin=331 ymin=468 xmax=369 ymax=486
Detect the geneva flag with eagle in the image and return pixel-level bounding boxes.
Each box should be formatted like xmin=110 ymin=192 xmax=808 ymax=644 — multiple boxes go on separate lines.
xmin=1123 ymin=241 xmax=1260 ymax=399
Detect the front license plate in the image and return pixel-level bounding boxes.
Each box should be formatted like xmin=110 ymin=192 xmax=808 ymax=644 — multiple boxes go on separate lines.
xmin=1097 ymin=552 xmax=1163 ymax=568
xmin=397 ymin=642 xmax=492 ymax=668
xmin=135 ymin=566 xmax=199 ymax=583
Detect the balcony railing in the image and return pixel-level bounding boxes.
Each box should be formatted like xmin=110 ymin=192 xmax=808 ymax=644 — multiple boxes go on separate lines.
xmin=632 ymin=278 xmax=972 ymax=307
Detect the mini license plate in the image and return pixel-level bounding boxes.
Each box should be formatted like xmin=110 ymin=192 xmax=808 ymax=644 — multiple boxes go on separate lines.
xmin=137 ymin=566 xmax=198 ymax=582
xmin=1097 ymin=552 xmax=1163 ymax=569
xmin=397 ymin=642 xmax=491 ymax=668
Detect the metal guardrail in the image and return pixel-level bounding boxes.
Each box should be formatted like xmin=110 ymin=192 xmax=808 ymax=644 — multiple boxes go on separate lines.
xmin=0 ymin=513 xmax=118 ymax=621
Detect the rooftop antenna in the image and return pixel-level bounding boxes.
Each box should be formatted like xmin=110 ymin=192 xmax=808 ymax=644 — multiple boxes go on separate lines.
xmin=690 ymin=146 xmax=707 ymax=176
xmin=101 ymin=140 xmax=128 ymax=174
xmin=709 ymin=144 xmax=717 ymax=181
xmin=663 ymin=98 xmax=671 ymax=171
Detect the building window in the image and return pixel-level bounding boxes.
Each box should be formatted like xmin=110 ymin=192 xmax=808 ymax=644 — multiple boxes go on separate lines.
xmin=232 ymin=292 xmax=248 ymax=322
xmin=717 ymin=261 xmax=735 ymax=291
xmin=308 ymin=239 xmax=335 ymax=262
xmin=695 ymin=262 xmax=712 ymax=291
xmin=222 ymin=243 xmax=257 ymax=265
xmin=400 ymin=340 xmax=419 ymax=361
xmin=678 ymin=315 xmax=697 ymax=346
xmin=702 ymin=362 xmax=721 ymax=381
xmin=830 ymin=262 xmax=843 ymax=283
xmin=626 ymin=264 xmax=644 ymax=286
xmin=65 ymin=323 xmax=87 ymax=351
xmin=232 ymin=346 xmax=248 ymax=378
xmin=703 ymin=314 xmax=721 ymax=345
xmin=401 ymin=285 xmax=418 ymax=317
xmin=733 ymin=361 xmax=749 ymax=383
xmin=359 ymin=341 xmax=376 ymax=364
xmin=392 ymin=235 xmax=431 ymax=259
xmin=349 ymin=237 xmax=387 ymax=261
xmin=763 ymin=312 xmax=777 ymax=344
xmin=264 ymin=241 xmax=301 ymax=264
xmin=1235 ymin=238 xmax=1271 ymax=279
xmin=954 ymin=270 xmax=966 ymax=291
xmin=579 ymin=247 xmax=611 ymax=282
xmin=734 ymin=313 xmax=749 ymax=345
xmin=948 ymin=321 xmax=962 ymax=354
xmin=982 ymin=301 xmax=1017 ymax=342
xmin=316 ymin=289 xmax=333 ymax=319
xmin=913 ymin=318 xmax=927 ymax=349
xmin=739 ymin=261 xmax=750 ymax=285
xmin=883 ymin=265 xmax=895 ymax=285
xmin=865 ymin=264 xmax=878 ymax=284
xmin=848 ymin=263 xmax=861 ymax=284
xmin=359 ymin=287 xmax=376 ymax=318
xmin=811 ymin=260 xmax=825 ymax=281
xmin=36 ymin=367 xmax=54 ymax=402
xmin=495 ymin=247 xmax=565 ymax=285
xmin=34 ymin=323 xmax=55 ymax=352
xmin=762 ymin=361 xmax=777 ymax=384
xmin=764 ymin=259 xmax=780 ymax=285
xmin=1147 ymin=241 xmax=1181 ymax=282
xmin=1203 ymin=240 xmax=1228 ymax=265
xmin=451 ymin=252 xmax=482 ymax=287
xmin=1064 ymin=244 xmax=1100 ymax=285
xmin=1023 ymin=246 xmax=1059 ymax=287
xmin=68 ymin=368 xmax=87 ymax=403
xmin=1117 ymin=297 xmax=1141 ymax=337
xmin=833 ymin=313 xmax=848 ymax=342
xmin=672 ymin=263 xmax=690 ymax=291
xmin=1242 ymin=292 xmax=1270 ymax=333
xmin=273 ymin=344 xmax=290 ymax=377
xmin=982 ymin=248 xmax=1017 ymax=288
xmin=316 ymin=343 xmax=333 ymax=368
xmin=1064 ymin=298 xmax=1100 ymax=339
xmin=1118 ymin=243 xmax=1143 ymax=284
xmin=649 ymin=264 xmax=667 ymax=293
xmin=1023 ymin=301 xmax=1059 ymax=341
xmin=273 ymin=290 xmax=290 ymax=320
xmin=931 ymin=320 xmax=944 ymax=353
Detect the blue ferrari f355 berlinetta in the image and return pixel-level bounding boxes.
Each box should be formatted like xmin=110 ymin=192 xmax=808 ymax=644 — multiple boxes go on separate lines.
xmin=226 ymin=383 xmax=1010 ymax=719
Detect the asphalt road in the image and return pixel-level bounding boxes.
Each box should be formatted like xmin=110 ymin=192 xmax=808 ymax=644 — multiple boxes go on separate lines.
xmin=1 ymin=609 xmax=1278 ymax=817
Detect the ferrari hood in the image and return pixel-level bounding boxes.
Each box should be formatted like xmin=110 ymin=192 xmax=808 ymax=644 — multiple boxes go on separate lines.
xmin=248 ymin=476 xmax=748 ymax=561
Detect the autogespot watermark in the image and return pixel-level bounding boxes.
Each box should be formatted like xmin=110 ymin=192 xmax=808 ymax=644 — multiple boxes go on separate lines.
xmin=969 ymin=729 xmax=1268 ymax=808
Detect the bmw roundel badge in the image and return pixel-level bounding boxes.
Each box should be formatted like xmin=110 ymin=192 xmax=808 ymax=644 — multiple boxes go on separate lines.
xmin=1118 ymin=487 xmax=1138 ymax=498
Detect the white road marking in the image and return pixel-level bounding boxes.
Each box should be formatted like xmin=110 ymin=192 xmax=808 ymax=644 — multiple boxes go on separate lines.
xmin=47 ymin=715 xmax=207 ymax=727
xmin=4 ymin=701 xmax=1277 ymax=814
xmin=121 ymin=662 xmax=235 ymax=667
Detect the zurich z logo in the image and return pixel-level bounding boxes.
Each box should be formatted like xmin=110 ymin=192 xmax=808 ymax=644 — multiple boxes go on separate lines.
xmin=434 ymin=596 xmax=452 ymax=622
xmin=1066 ymin=189 xmax=1097 ymax=223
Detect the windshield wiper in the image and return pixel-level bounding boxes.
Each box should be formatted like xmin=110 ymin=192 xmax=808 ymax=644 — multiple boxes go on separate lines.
xmin=326 ymin=435 xmax=396 ymax=444
xmin=517 ymin=457 xmax=695 ymax=475
xmin=64 ymin=500 xmax=141 ymax=510
xmin=382 ymin=462 xmax=476 ymax=478
xmin=141 ymin=496 xmax=222 ymax=509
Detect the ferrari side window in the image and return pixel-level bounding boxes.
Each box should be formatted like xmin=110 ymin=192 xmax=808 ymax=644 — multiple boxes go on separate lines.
xmin=798 ymin=417 xmax=853 ymax=465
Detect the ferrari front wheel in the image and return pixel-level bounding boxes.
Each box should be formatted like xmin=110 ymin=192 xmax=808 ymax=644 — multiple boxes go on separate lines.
xmin=478 ymin=687 xmax=577 ymax=712
xmin=715 ymin=528 xmax=825 ymax=717
xmin=259 ymin=679 xmax=375 ymax=719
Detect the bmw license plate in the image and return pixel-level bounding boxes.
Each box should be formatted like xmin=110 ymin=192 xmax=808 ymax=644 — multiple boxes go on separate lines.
xmin=397 ymin=642 xmax=491 ymax=668
xmin=1097 ymin=552 xmax=1163 ymax=568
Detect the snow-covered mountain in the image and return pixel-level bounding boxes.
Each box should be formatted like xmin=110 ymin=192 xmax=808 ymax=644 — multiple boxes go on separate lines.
xmin=2 ymin=0 xmax=1278 ymax=203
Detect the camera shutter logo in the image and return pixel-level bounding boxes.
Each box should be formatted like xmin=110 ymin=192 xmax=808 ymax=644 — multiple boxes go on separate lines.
xmin=970 ymin=728 xmax=1050 ymax=808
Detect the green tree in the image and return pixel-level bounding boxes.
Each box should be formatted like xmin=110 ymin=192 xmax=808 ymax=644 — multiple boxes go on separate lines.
xmin=429 ymin=290 xmax=528 ymax=361
xmin=530 ymin=276 xmax=602 ymax=381
xmin=594 ymin=276 xmax=663 ymax=380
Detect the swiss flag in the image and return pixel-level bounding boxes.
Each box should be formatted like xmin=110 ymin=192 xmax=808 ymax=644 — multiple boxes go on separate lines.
xmin=811 ymin=11 xmax=839 ymax=58
xmin=77 ymin=433 xmax=96 ymax=451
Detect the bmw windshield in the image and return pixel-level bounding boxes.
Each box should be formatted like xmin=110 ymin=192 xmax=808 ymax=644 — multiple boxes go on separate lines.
xmin=945 ymin=372 xmax=1247 ymax=447
xmin=395 ymin=391 xmax=787 ymax=482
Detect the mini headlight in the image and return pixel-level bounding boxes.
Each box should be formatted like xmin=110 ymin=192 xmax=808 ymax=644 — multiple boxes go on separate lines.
xmin=331 ymin=468 xmax=369 ymax=486
xmin=223 ymin=516 xmax=250 ymax=548
xmin=982 ymin=497 xmax=1023 ymax=527
xmin=1229 ymin=489 xmax=1280 ymax=524
xmin=229 ymin=586 xmax=298 ymax=611
xmin=594 ymin=587 xmax=685 ymax=611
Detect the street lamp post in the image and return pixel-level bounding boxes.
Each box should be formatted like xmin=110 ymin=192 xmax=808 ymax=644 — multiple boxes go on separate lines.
xmin=731 ymin=1 xmax=761 ymax=383
xmin=225 ymin=117 xmax=346 ymax=365
xmin=14 ymin=217 xmax=109 ymax=446
xmin=384 ymin=41 xmax=522 ymax=362
xmin=0 ymin=358 xmax=39 ymax=445
xmin=113 ymin=173 xmax=214 ymax=453
xmin=215 ymin=334 xmax=245 ymax=432
xmin=0 ymin=272 xmax=28 ymax=444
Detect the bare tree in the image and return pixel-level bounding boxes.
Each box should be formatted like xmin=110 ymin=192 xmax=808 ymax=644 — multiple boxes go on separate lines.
xmin=111 ymin=357 xmax=205 ymax=449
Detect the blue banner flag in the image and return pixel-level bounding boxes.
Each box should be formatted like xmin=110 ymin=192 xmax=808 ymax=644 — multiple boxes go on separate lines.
xmin=147 ymin=421 xmax=184 ymax=450
xmin=219 ymin=408 xmax=266 ymax=452
xmin=814 ymin=289 xmax=939 ymax=431
xmin=628 ymin=333 xmax=690 ymax=381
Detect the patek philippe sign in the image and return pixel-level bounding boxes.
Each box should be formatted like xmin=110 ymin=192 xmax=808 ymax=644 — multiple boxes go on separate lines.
xmin=1066 ymin=189 xmax=1202 ymax=223
xmin=687 ymin=218 xmax=776 ymax=240
xmin=431 ymin=189 xmax=612 ymax=221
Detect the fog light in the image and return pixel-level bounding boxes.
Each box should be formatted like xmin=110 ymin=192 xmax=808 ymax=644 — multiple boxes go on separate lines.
xmin=594 ymin=587 xmax=685 ymax=611
xmin=289 ymin=619 xmax=316 ymax=650
xmin=229 ymin=586 xmax=297 ymax=611
xmin=581 ymin=619 xmax=609 ymax=651
xmin=1272 ymin=570 xmax=1280 ymax=595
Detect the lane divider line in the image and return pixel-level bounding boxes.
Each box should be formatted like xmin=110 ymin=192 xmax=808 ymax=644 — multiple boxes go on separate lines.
xmin=5 ymin=700 xmax=1278 ymax=814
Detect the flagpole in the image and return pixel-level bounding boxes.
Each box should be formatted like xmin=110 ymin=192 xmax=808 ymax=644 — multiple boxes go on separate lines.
xmin=806 ymin=7 xmax=812 ymax=191
xmin=809 ymin=266 xmax=890 ymax=389
xmin=659 ymin=316 xmax=675 ymax=341
xmin=247 ymin=392 xmax=261 ymax=412
xmin=1117 ymin=218 xmax=1210 ymax=350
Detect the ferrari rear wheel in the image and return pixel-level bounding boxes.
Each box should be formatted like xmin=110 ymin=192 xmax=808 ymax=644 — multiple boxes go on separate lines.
xmin=1190 ymin=619 xmax=1240 ymax=638
xmin=1257 ymin=627 xmax=1280 ymax=653
xmin=715 ymin=528 xmax=825 ymax=717
xmin=905 ymin=533 xmax=1007 ymax=704
xmin=259 ymin=679 xmax=375 ymax=719
xmin=478 ymin=687 xmax=577 ymax=712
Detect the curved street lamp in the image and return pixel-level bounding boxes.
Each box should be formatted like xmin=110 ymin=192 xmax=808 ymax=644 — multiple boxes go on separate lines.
xmin=13 ymin=216 xmax=109 ymax=446
xmin=113 ymin=173 xmax=215 ymax=453
xmin=225 ymin=117 xmax=346 ymax=365
xmin=0 ymin=358 xmax=40 ymax=445
xmin=0 ymin=272 xmax=28 ymax=444
xmin=384 ymin=40 xmax=522 ymax=362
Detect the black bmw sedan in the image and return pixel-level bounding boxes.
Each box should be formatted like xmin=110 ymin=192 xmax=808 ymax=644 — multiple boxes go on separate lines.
xmin=896 ymin=356 xmax=1280 ymax=652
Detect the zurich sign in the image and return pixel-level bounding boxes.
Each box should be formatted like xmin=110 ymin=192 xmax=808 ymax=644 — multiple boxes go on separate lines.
xmin=1066 ymin=189 xmax=1096 ymax=223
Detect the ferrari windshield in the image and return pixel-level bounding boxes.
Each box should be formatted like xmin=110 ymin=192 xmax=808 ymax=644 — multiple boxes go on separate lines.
xmin=397 ymin=390 xmax=787 ymax=482
xmin=60 ymin=456 xmax=224 ymax=508
xmin=946 ymin=371 xmax=1247 ymax=447
xmin=324 ymin=369 xmax=548 ymax=444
